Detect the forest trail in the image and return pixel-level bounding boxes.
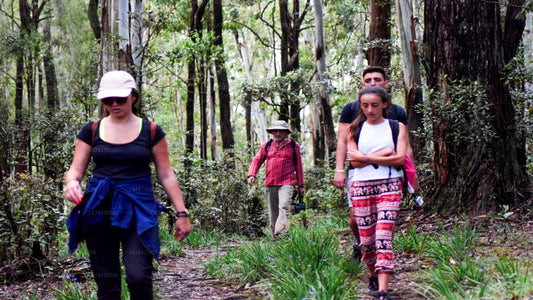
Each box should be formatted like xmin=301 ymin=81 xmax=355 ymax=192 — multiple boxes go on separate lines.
xmin=154 ymin=236 xmax=424 ymax=300
xmin=1 ymin=205 xmax=532 ymax=299
xmin=154 ymin=246 xmax=268 ymax=299
xmin=0 ymin=232 xmax=426 ymax=300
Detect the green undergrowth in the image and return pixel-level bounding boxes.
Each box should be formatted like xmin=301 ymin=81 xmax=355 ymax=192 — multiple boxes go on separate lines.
xmin=393 ymin=218 xmax=533 ymax=299
xmin=206 ymin=216 xmax=362 ymax=299
xmin=26 ymin=212 xmax=532 ymax=300
xmin=205 ymin=213 xmax=532 ymax=300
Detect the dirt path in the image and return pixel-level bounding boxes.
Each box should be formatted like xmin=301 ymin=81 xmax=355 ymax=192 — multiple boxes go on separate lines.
xmin=2 ymin=205 xmax=531 ymax=299
xmin=0 ymin=224 xmax=439 ymax=300
xmin=155 ymin=227 xmax=425 ymax=300
xmin=154 ymin=246 xmax=267 ymax=299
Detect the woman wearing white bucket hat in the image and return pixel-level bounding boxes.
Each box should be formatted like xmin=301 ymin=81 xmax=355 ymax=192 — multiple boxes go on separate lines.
xmin=64 ymin=70 xmax=190 ymax=299
xmin=247 ymin=120 xmax=305 ymax=236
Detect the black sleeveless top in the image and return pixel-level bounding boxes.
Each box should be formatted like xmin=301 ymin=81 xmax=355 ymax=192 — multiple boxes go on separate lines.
xmin=77 ymin=119 xmax=165 ymax=179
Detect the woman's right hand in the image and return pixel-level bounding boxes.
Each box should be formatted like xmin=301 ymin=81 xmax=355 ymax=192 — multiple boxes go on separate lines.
xmin=174 ymin=217 xmax=191 ymax=242
xmin=64 ymin=180 xmax=83 ymax=205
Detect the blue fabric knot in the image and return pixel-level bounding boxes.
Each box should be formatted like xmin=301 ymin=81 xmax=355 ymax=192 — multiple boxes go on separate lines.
xmin=67 ymin=176 xmax=166 ymax=260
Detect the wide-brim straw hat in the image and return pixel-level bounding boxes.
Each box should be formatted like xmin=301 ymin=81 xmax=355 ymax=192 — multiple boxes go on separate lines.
xmin=266 ymin=120 xmax=292 ymax=133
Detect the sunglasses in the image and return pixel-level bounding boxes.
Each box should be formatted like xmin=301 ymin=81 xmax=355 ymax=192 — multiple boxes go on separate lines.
xmin=101 ymin=97 xmax=128 ymax=106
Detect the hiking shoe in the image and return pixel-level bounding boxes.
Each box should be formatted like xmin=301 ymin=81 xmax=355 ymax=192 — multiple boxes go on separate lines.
xmin=375 ymin=291 xmax=391 ymax=300
xmin=368 ymin=274 xmax=379 ymax=292
xmin=352 ymin=243 xmax=362 ymax=261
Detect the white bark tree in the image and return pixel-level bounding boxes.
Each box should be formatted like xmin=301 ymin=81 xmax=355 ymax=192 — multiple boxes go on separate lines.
xmin=312 ymin=0 xmax=336 ymax=166
xmin=395 ymin=0 xmax=424 ymax=160
xmin=99 ymin=0 xmax=145 ymax=117
xmin=238 ymin=37 xmax=268 ymax=144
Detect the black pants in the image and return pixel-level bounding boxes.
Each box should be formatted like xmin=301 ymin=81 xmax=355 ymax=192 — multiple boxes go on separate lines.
xmin=85 ymin=221 xmax=154 ymax=300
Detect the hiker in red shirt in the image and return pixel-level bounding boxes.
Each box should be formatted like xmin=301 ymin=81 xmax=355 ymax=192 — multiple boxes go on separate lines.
xmin=247 ymin=120 xmax=305 ymax=236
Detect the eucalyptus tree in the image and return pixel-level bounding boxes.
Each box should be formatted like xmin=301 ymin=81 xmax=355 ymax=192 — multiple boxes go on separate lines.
xmin=7 ymin=0 xmax=50 ymax=174
xmin=423 ymin=0 xmax=530 ymax=211
xmin=312 ymin=0 xmax=336 ymax=166
xmin=279 ymin=0 xmax=310 ymax=134
xmin=97 ymin=0 xmax=146 ymax=117
xmin=213 ymin=0 xmax=235 ymax=152
xmin=395 ymin=0 xmax=423 ymax=162
xmin=185 ymin=0 xmax=209 ymax=155
xmin=366 ymin=0 xmax=391 ymax=68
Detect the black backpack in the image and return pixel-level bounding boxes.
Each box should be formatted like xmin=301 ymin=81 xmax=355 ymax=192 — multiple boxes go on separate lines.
xmin=356 ymin=119 xmax=399 ymax=150
xmin=265 ymin=139 xmax=297 ymax=165
xmin=356 ymin=119 xmax=408 ymax=190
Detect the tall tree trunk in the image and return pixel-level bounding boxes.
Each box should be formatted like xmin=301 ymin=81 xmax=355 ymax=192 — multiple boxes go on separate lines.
xmin=235 ymin=31 xmax=252 ymax=146
xmin=99 ymin=0 xmax=139 ymax=75
xmin=395 ymin=0 xmax=423 ymax=163
xmin=131 ymin=0 xmax=144 ymax=116
xmin=313 ymin=0 xmax=336 ymax=167
xmin=184 ymin=0 xmax=209 ymax=155
xmin=98 ymin=0 xmax=143 ymax=118
xmin=199 ymin=56 xmax=207 ymax=160
xmin=42 ymin=20 xmax=59 ymax=110
xmin=209 ymin=66 xmax=218 ymax=160
xmin=279 ymin=0 xmax=291 ymax=121
xmin=88 ymin=0 xmax=101 ymax=40
xmin=117 ymin=0 xmax=133 ymax=70
xmin=213 ymin=0 xmax=235 ymax=151
xmin=14 ymin=57 xmax=27 ymax=174
xmin=424 ymin=0 xmax=528 ymax=211
xmin=42 ymin=19 xmax=60 ymax=178
xmin=16 ymin=0 xmax=45 ymax=174
xmin=244 ymin=86 xmax=252 ymax=145
xmin=185 ymin=0 xmax=199 ymax=154
xmin=288 ymin=0 xmax=303 ymax=135
xmin=366 ymin=0 xmax=391 ymax=68
xmin=0 ymin=92 xmax=8 ymax=178
xmin=236 ymin=33 xmax=267 ymax=146
xmin=309 ymin=98 xmax=324 ymax=166
xmin=198 ymin=15 xmax=208 ymax=161
xmin=502 ymin=0 xmax=527 ymax=63
xmin=279 ymin=0 xmax=309 ymax=135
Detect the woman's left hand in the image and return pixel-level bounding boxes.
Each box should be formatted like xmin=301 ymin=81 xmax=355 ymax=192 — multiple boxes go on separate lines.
xmin=174 ymin=217 xmax=191 ymax=242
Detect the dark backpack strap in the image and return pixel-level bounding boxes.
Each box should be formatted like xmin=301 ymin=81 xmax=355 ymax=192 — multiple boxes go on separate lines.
xmin=265 ymin=139 xmax=297 ymax=165
xmin=150 ymin=121 xmax=157 ymax=145
xmin=388 ymin=119 xmax=399 ymax=151
xmin=265 ymin=139 xmax=273 ymax=160
xmin=388 ymin=119 xmax=408 ymax=190
xmin=290 ymin=139 xmax=297 ymax=165
xmin=91 ymin=120 xmax=99 ymax=145
xmin=356 ymin=124 xmax=363 ymax=145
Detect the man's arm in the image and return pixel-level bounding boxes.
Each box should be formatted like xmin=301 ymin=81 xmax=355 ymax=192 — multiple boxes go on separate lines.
xmin=247 ymin=143 xmax=267 ymax=185
xmin=333 ymin=122 xmax=350 ymax=189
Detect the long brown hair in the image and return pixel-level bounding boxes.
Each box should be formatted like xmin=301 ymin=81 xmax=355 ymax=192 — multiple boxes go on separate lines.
xmin=349 ymin=86 xmax=391 ymax=141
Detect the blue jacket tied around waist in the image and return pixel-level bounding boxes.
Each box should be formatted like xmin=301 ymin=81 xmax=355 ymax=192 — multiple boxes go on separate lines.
xmin=67 ymin=176 xmax=166 ymax=259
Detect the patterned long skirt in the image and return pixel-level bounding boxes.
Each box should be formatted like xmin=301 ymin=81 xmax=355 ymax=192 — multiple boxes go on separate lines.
xmin=349 ymin=177 xmax=402 ymax=274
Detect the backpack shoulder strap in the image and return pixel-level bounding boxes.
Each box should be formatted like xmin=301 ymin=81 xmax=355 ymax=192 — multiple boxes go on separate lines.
xmin=91 ymin=120 xmax=99 ymax=145
xmin=388 ymin=119 xmax=399 ymax=151
xmin=150 ymin=121 xmax=157 ymax=143
xmin=290 ymin=139 xmax=297 ymax=165
xmin=356 ymin=124 xmax=363 ymax=145
xmin=265 ymin=139 xmax=273 ymax=160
